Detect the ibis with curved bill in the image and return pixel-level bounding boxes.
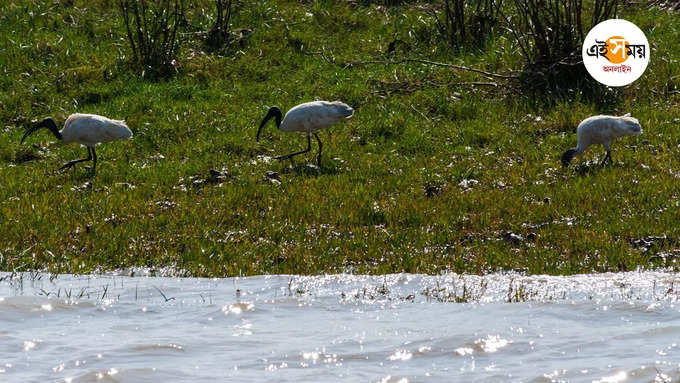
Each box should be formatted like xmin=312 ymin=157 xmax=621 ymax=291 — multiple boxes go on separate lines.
xmin=257 ymin=101 xmax=354 ymax=167
xmin=21 ymin=113 xmax=133 ymax=174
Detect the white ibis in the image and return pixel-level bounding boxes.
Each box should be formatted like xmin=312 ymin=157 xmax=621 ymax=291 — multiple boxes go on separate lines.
xmin=561 ymin=113 xmax=642 ymax=167
xmin=256 ymin=101 xmax=354 ymax=166
xmin=21 ymin=113 xmax=133 ymax=173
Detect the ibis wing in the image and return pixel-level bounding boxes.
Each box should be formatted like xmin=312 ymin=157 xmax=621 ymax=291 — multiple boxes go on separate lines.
xmin=63 ymin=114 xmax=132 ymax=145
xmin=281 ymin=101 xmax=354 ymax=132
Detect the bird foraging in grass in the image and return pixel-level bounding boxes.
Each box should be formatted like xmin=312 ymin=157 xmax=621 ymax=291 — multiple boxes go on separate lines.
xmin=256 ymin=101 xmax=354 ymax=167
xmin=561 ymin=113 xmax=642 ymax=167
xmin=21 ymin=113 xmax=133 ymax=174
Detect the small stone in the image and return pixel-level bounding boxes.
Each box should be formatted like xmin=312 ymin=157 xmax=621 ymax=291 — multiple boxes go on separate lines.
xmin=458 ymin=179 xmax=479 ymax=189
xmin=424 ymin=184 xmax=441 ymax=198
xmin=207 ymin=169 xmax=228 ymax=184
xmin=264 ymin=171 xmax=281 ymax=185
xmin=503 ymin=232 xmax=524 ymax=245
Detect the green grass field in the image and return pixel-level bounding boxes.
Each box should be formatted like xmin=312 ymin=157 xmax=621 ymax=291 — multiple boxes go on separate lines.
xmin=0 ymin=1 xmax=679 ymax=277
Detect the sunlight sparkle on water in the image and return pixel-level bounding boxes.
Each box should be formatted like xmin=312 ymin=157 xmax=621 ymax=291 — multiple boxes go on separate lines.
xmin=477 ymin=335 xmax=510 ymax=353
xmin=2 ymin=271 xmax=680 ymax=381
xmin=23 ymin=340 xmax=38 ymax=351
xmin=594 ymin=370 xmax=627 ymax=383
xmin=378 ymin=376 xmax=408 ymax=383
xmin=302 ymin=352 xmax=320 ymax=361
xmin=388 ymin=350 xmax=413 ymax=361
xmin=222 ymin=302 xmax=254 ymax=315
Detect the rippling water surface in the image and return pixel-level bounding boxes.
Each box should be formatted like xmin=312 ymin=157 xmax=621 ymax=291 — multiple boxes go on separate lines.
xmin=1 ymin=271 xmax=680 ymax=382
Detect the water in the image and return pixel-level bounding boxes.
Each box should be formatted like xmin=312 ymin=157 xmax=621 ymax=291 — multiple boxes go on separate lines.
xmin=1 ymin=271 xmax=680 ymax=382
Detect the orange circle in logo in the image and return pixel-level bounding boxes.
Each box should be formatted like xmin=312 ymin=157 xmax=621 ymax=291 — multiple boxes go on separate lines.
xmin=604 ymin=36 xmax=629 ymax=64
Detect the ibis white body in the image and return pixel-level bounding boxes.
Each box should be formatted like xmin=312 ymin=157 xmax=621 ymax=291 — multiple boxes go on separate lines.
xmin=562 ymin=114 xmax=642 ymax=166
xmin=278 ymin=101 xmax=354 ymax=134
xmin=61 ymin=113 xmax=133 ymax=147
xmin=21 ymin=113 xmax=133 ymax=174
xmin=257 ymin=100 xmax=354 ymax=166
xmin=574 ymin=114 xmax=642 ymax=153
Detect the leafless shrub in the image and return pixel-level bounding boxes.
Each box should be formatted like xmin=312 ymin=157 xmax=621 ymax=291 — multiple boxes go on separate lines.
xmin=205 ymin=0 xmax=234 ymax=50
xmin=203 ymin=1 xmax=251 ymax=53
xmin=119 ymin=0 xmax=185 ymax=78
xmin=507 ymin=0 xmax=617 ymax=65
xmin=433 ymin=0 xmax=503 ymax=48
xmin=355 ymin=0 xmax=416 ymax=5
xmin=503 ymin=0 xmax=618 ymax=97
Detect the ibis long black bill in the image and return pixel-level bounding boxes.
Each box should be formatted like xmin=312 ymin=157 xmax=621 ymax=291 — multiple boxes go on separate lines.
xmin=21 ymin=118 xmax=62 ymax=144
xmin=256 ymin=107 xmax=282 ymax=142
xmin=256 ymin=116 xmax=271 ymax=142
xmin=21 ymin=125 xmax=40 ymax=144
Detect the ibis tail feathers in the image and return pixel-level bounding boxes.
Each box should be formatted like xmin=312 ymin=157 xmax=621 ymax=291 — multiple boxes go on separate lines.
xmin=105 ymin=119 xmax=133 ymax=140
xmin=324 ymin=101 xmax=354 ymax=119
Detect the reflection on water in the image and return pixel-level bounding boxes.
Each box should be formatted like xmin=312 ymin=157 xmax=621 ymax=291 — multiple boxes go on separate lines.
xmin=1 ymin=271 xmax=680 ymax=382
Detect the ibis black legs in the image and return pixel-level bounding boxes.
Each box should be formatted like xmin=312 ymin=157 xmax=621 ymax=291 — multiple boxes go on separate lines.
xmin=600 ymin=150 xmax=612 ymax=166
xmin=274 ymin=133 xmax=324 ymax=166
xmin=275 ymin=135 xmax=311 ymax=161
xmin=60 ymin=147 xmax=97 ymax=173
xmin=93 ymin=147 xmax=97 ymax=171
xmin=314 ymin=133 xmax=322 ymax=166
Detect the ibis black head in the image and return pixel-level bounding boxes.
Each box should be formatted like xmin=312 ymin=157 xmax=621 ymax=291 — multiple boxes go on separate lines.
xmin=256 ymin=106 xmax=282 ymax=142
xmin=21 ymin=117 xmax=62 ymax=144
xmin=561 ymin=149 xmax=577 ymax=167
